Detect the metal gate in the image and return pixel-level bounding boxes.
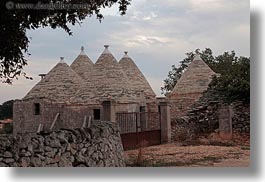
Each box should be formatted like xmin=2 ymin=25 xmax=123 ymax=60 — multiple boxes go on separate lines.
xmin=116 ymin=112 xmax=161 ymax=150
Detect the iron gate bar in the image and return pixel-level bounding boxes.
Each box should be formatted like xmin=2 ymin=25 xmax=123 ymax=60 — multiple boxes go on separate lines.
xmin=116 ymin=111 xmax=161 ymax=150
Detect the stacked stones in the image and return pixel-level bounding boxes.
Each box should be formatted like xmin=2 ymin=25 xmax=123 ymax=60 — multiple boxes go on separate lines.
xmin=23 ymin=45 xmax=156 ymax=105
xmin=70 ymin=46 xmax=94 ymax=80
xmin=171 ymin=89 xmax=250 ymax=141
xmin=0 ymin=121 xmax=125 ymax=167
xmin=14 ymin=45 xmax=158 ymax=134
xmin=119 ymin=51 xmax=156 ymax=100
xmin=168 ymin=54 xmax=217 ymax=119
xmin=75 ymin=45 xmax=139 ymax=104
xmin=231 ymin=101 xmax=250 ymax=134
xmin=187 ymin=91 xmax=250 ymax=135
xmin=184 ymin=90 xmax=223 ymax=135
xmin=23 ymin=58 xmax=83 ymax=104
xmin=168 ymin=54 xmax=217 ymax=141
xmin=171 ymin=117 xmax=197 ymax=141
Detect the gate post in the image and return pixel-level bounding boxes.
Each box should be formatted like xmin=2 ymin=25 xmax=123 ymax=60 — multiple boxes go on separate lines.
xmin=159 ymin=102 xmax=171 ymax=143
xmin=218 ymin=104 xmax=233 ymax=140
xmin=102 ymin=101 xmax=116 ymax=122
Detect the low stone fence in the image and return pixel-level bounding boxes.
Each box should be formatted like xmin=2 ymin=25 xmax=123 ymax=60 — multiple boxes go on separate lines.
xmin=0 ymin=121 xmax=125 ymax=167
xmin=171 ymin=94 xmax=250 ymax=142
xmin=231 ymin=102 xmax=250 ymax=133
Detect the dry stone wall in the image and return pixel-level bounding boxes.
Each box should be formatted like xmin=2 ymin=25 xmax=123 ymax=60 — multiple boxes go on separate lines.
xmin=0 ymin=121 xmax=125 ymax=167
xmin=171 ymin=91 xmax=250 ymax=141
xmin=231 ymin=102 xmax=250 ymax=133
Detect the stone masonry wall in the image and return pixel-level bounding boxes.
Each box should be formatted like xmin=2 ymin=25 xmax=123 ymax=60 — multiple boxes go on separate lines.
xmin=146 ymin=102 xmax=160 ymax=130
xmin=231 ymin=102 xmax=250 ymax=133
xmin=13 ymin=99 xmax=102 ymax=134
xmin=0 ymin=121 xmax=125 ymax=167
xmin=171 ymin=91 xmax=250 ymax=141
xmin=169 ymin=92 xmax=203 ymax=119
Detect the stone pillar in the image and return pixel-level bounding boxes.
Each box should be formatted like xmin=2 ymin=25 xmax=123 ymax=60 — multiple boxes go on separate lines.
xmin=159 ymin=102 xmax=171 ymax=143
xmin=12 ymin=100 xmax=21 ymax=135
xmin=218 ymin=104 xmax=233 ymax=140
xmin=102 ymin=101 xmax=116 ymax=122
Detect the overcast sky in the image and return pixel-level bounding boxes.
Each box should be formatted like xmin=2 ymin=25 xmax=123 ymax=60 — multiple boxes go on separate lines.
xmin=0 ymin=0 xmax=250 ymax=104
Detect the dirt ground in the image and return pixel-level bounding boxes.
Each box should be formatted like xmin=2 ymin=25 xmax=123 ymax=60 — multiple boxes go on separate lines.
xmin=124 ymin=143 xmax=250 ymax=167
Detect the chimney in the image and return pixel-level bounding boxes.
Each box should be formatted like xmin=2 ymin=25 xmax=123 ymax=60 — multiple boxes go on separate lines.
xmin=38 ymin=74 xmax=46 ymax=80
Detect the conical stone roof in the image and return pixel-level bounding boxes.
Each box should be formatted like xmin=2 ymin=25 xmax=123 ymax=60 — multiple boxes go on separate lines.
xmin=170 ymin=54 xmax=216 ymax=96
xmin=70 ymin=46 xmax=94 ymax=79
xmin=76 ymin=45 xmax=138 ymax=103
xmin=119 ymin=51 xmax=156 ymax=99
xmin=23 ymin=58 xmax=83 ymax=103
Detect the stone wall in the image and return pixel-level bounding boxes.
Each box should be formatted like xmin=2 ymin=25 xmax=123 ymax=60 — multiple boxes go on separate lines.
xmin=14 ymin=98 xmax=161 ymax=136
xmin=147 ymin=102 xmax=160 ymax=130
xmin=169 ymin=92 xmax=203 ymax=119
xmin=0 ymin=121 xmax=125 ymax=167
xmin=13 ymin=99 xmax=102 ymax=134
xmin=231 ymin=102 xmax=250 ymax=133
xmin=0 ymin=123 xmax=12 ymax=134
xmin=171 ymin=91 xmax=250 ymax=141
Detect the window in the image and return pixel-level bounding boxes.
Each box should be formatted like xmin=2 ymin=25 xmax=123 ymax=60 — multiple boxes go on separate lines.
xmin=93 ymin=109 xmax=101 ymax=120
xmin=34 ymin=103 xmax=40 ymax=115
xmin=140 ymin=106 xmax=146 ymax=113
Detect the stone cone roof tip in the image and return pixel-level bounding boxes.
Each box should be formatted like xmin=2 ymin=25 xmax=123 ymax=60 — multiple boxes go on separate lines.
xmin=102 ymin=45 xmax=111 ymax=55
xmin=70 ymin=46 xmax=94 ymax=79
xmin=119 ymin=52 xmax=156 ymax=98
xmin=59 ymin=57 xmax=66 ymax=64
xmin=194 ymin=54 xmax=202 ymax=61
xmin=80 ymin=46 xmax=86 ymax=55
xmin=24 ymin=60 xmax=83 ymax=103
xmin=123 ymin=51 xmax=130 ymax=58
xmin=96 ymin=45 xmax=117 ymax=64
xmin=170 ymin=55 xmax=217 ymax=96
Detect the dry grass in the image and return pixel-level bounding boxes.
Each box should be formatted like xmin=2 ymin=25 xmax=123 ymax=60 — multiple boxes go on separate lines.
xmin=124 ymin=143 xmax=250 ymax=167
xmin=131 ymin=140 xmax=149 ymax=167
